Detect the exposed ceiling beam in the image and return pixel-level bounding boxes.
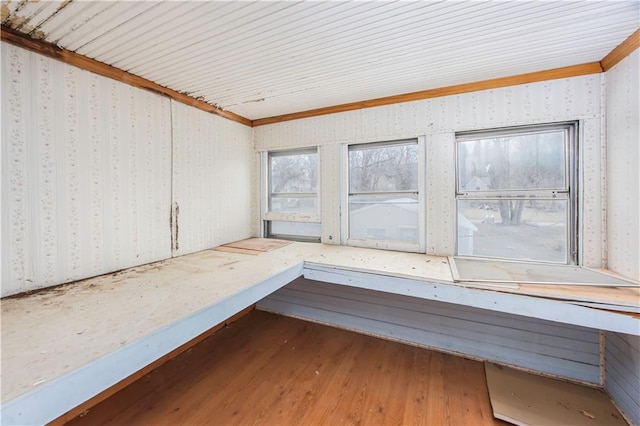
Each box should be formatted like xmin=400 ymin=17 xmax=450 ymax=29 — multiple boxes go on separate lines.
xmin=0 ymin=26 xmax=253 ymax=127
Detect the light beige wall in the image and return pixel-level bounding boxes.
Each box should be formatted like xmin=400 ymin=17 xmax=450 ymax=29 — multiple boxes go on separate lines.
xmin=1 ymin=42 xmax=256 ymax=296
xmin=255 ymin=75 xmax=605 ymax=266
xmin=605 ymin=48 xmax=640 ymax=281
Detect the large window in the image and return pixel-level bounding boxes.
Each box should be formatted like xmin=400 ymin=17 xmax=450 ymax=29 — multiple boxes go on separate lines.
xmin=455 ymin=123 xmax=577 ymax=264
xmin=345 ymin=139 xmax=424 ymax=252
xmin=264 ymin=148 xmax=320 ymax=241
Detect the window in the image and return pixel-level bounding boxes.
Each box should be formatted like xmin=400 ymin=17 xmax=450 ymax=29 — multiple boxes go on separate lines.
xmin=455 ymin=123 xmax=577 ymax=264
xmin=344 ymin=139 xmax=425 ymax=252
xmin=264 ymin=148 xmax=320 ymax=242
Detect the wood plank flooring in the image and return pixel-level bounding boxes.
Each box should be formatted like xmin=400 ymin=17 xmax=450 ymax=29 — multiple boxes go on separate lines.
xmin=66 ymin=310 xmax=508 ymax=426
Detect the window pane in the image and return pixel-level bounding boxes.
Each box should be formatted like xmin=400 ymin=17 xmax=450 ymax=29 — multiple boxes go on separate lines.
xmin=269 ymin=196 xmax=317 ymax=214
xmin=270 ymin=152 xmax=317 ymax=193
xmin=349 ymin=194 xmax=419 ymax=243
xmin=349 ymin=143 xmax=418 ymax=192
xmin=458 ymin=131 xmax=566 ymax=192
xmin=269 ymin=221 xmax=321 ymax=238
xmin=457 ymin=200 xmax=567 ymax=263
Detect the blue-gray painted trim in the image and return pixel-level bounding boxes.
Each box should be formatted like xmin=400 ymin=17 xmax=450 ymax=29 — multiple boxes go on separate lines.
xmin=0 ymin=264 xmax=303 ymax=426
xmin=605 ymin=332 xmax=640 ymax=426
xmin=303 ymin=265 xmax=640 ymax=335
xmin=258 ymin=279 xmax=600 ymax=384
xmin=2 ymin=260 xmax=637 ymax=425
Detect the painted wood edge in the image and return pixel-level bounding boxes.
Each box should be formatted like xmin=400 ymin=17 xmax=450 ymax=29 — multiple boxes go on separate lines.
xmin=302 ymin=266 xmax=640 ymax=335
xmin=49 ymin=304 xmax=256 ymax=426
xmin=252 ymin=62 xmax=603 ymax=126
xmin=0 ymin=25 xmax=253 ymax=128
xmin=600 ymin=28 xmax=640 ymax=72
xmin=0 ymin=264 xmax=303 ymax=426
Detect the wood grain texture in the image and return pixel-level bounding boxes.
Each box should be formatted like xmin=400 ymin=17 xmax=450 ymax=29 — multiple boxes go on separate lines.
xmin=601 ymin=29 xmax=640 ymax=72
xmin=252 ymin=63 xmax=603 ymax=126
xmin=50 ymin=305 xmax=256 ymax=426
xmin=221 ymin=238 xmax=294 ymax=252
xmin=0 ymin=26 xmax=252 ymax=127
xmin=66 ymin=311 xmax=508 ymax=426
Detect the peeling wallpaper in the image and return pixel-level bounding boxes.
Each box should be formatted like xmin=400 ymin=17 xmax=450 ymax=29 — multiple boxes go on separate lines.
xmin=255 ymin=75 xmax=604 ymax=265
xmin=606 ymin=49 xmax=640 ymax=281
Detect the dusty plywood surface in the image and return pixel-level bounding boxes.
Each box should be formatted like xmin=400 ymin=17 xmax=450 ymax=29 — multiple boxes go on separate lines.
xmin=304 ymin=244 xmax=453 ymax=283
xmin=0 ymin=247 xmax=305 ymax=403
xmin=0 ymin=242 xmax=451 ymax=404
xmin=485 ymin=362 xmax=627 ymax=426
xmin=2 ymin=240 xmax=638 ymax=407
xmin=452 ymin=257 xmax=639 ymax=287
xmin=220 ymin=238 xmax=293 ymax=252
xmin=213 ymin=246 xmax=262 ymax=255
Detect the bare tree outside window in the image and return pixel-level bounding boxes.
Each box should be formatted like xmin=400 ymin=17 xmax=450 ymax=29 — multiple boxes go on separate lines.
xmin=348 ymin=141 xmax=420 ymax=245
xmin=456 ymin=124 xmax=576 ymax=264
xmin=266 ymin=149 xmax=320 ymax=241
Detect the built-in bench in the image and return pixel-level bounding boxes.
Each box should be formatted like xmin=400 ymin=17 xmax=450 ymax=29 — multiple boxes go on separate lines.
xmin=1 ymin=240 xmax=638 ymax=425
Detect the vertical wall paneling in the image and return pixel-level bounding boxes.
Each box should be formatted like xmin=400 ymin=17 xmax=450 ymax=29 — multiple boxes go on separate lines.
xmin=1 ymin=43 xmax=172 ymax=297
xmin=426 ymin=133 xmax=456 ymax=255
xmin=580 ymin=117 xmax=604 ymax=266
xmin=254 ymin=75 xmax=603 ymax=265
xmin=605 ymin=332 xmax=640 ymax=425
xmin=170 ymin=101 xmax=254 ymax=256
xmin=320 ymin=144 xmax=340 ymax=244
xmin=258 ymin=278 xmax=601 ymax=384
xmin=605 ymin=49 xmax=640 ymax=281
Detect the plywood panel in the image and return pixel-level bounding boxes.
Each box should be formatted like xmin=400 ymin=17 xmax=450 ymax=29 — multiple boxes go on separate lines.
xmin=485 ymin=362 xmax=626 ymax=426
xmin=0 ymin=43 xmax=172 ymax=297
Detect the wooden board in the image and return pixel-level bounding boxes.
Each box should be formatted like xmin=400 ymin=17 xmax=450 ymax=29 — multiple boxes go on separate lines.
xmin=484 ymin=362 xmax=628 ymax=426
xmin=213 ymin=246 xmax=262 ymax=255
xmin=220 ymin=238 xmax=293 ymax=252
xmin=452 ymin=257 xmax=640 ymax=287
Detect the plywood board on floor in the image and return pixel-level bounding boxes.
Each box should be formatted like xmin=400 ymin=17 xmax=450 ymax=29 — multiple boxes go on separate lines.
xmin=484 ymin=362 xmax=627 ymax=426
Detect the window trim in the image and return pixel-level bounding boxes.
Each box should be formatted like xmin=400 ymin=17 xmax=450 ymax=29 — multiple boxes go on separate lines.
xmin=341 ymin=137 xmax=426 ymax=253
xmin=262 ymin=148 xmax=321 ymax=240
xmin=454 ymin=122 xmax=578 ymax=264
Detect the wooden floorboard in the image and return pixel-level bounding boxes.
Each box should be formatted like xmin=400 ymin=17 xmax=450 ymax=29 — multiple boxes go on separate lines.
xmin=66 ymin=311 xmax=508 ymax=426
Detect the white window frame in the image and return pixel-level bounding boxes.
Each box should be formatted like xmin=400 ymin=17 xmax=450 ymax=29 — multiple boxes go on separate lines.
xmin=341 ymin=137 xmax=426 ymax=253
xmin=454 ymin=122 xmax=578 ymax=264
xmin=261 ymin=148 xmax=321 ymax=240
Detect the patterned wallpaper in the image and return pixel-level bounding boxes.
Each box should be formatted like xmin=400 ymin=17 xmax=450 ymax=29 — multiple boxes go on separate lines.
xmin=1 ymin=43 xmax=173 ymax=296
xmin=1 ymin=43 xmax=256 ymax=296
xmin=171 ymin=101 xmax=255 ymax=256
xmin=255 ymin=75 xmax=604 ymax=266
xmin=606 ymin=49 xmax=640 ymax=281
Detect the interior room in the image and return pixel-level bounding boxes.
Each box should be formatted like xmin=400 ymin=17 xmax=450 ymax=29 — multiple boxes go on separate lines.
xmin=1 ymin=1 xmax=638 ymax=425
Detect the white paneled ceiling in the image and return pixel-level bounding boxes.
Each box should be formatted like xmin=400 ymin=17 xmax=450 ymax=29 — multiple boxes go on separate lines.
xmin=2 ymin=0 xmax=639 ymax=120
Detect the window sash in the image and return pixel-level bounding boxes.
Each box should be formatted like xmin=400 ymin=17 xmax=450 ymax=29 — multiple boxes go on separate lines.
xmin=263 ymin=149 xmax=320 ymax=236
xmin=454 ymin=122 xmax=577 ymax=264
xmin=343 ymin=137 xmax=425 ymax=252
